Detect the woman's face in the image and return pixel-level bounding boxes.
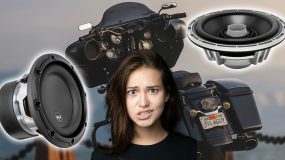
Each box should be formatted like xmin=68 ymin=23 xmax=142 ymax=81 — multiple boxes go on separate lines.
xmin=125 ymin=66 xmax=169 ymax=129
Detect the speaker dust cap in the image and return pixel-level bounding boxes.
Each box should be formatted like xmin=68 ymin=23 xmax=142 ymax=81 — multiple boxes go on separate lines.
xmin=188 ymin=9 xmax=285 ymax=69
xmin=0 ymin=54 xmax=87 ymax=148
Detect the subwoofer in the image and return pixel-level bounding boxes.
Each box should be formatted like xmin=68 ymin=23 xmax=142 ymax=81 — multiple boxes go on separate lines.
xmin=188 ymin=9 xmax=285 ymax=69
xmin=0 ymin=54 xmax=87 ymax=148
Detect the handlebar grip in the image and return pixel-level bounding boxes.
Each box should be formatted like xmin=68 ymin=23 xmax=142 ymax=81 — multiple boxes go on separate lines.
xmin=168 ymin=13 xmax=187 ymax=19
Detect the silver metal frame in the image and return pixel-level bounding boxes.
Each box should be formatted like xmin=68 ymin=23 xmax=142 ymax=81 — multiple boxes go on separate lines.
xmin=13 ymin=81 xmax=38 ymax=136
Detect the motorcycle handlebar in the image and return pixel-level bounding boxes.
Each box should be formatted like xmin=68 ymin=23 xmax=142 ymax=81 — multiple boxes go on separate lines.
xmin=164 ymin=13 xmax=187 ymax=20
xmin=79 ymin=12 xmax=186 ymax=41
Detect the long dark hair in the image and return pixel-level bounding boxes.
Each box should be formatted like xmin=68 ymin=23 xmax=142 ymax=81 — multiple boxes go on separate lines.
xmin=104 ymin=50 xmax=180 ymax=154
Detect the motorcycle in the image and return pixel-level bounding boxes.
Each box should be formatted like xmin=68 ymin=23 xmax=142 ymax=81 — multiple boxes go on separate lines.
xmin=65 ymin=2 xmax=187 ymax=88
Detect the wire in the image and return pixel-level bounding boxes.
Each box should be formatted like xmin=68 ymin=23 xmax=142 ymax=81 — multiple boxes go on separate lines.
xmin=249 ymin=132 xmax=285 ymax=145
xmin=4 ymin=142 xmax=36 ymax=160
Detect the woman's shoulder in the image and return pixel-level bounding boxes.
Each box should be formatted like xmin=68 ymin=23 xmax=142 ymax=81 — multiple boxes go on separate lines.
xmin=169 ymin=131 xmax=197 ymax=146
xmin=91 ymin=147 xmax=117 ymax=160
xmin=166 ymin=131 xmax=197 ymax=159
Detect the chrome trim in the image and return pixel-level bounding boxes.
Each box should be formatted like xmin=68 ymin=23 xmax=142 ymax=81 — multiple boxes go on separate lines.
xmin=13 ymin=81 xmax=38 ymax=136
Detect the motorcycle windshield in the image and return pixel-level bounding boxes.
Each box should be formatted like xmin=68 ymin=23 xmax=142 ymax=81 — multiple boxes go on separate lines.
xmin=95 ymin=2 xmax=156 ymax=28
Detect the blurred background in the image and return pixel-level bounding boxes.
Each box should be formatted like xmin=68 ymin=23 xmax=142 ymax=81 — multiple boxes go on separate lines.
xmin=1 ymin=0 xmax=285 ymax=159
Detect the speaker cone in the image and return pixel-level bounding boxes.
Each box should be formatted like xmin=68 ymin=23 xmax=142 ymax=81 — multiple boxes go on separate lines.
xmin=0 ymin=54 xmax=87 ymax=148
xmin=188 ymin=9 xmax=285 ymax=69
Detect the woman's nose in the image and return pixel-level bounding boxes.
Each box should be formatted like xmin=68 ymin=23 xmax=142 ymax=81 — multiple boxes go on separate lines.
xmin=139 ymin=93 xmax=150 ymax=108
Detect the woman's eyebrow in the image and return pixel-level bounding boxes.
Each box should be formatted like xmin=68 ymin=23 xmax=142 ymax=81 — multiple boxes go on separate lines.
xmin=126 ymin=86 xmax=138 ymax=89
xmin=147 ymin=85 xmax=160 ymax=88
xmin=126 ymin=85 xmax=162 ymax=89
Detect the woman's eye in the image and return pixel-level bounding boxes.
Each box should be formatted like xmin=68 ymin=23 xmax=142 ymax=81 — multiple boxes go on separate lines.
xmin=148 ymin=88 xmax=158 ymax=94
xmin=127 ymin=90 xmax=137 ymax=95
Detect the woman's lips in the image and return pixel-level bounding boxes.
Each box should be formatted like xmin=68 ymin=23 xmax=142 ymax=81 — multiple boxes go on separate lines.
xmin=137 ymin=110 xmax=153 ymax=120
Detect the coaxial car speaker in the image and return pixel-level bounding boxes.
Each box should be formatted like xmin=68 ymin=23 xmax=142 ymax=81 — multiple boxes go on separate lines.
xmin=188 ymin=9 xmax=285 ymax=69
xmin=0 ymin=54 xmax=87 ymax=148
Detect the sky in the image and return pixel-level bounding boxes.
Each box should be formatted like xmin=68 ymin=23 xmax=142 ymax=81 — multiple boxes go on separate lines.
xmin=1 ymin=0 xmax=285 ymax=159
xmin=1 ymin=0 xmax=283 ymax=131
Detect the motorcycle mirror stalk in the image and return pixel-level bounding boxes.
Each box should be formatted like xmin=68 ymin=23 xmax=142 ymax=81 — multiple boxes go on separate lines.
xmin=159 ymin=2 xmax=177 ymax=14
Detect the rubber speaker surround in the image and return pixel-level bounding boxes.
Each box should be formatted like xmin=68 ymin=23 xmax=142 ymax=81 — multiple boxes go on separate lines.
xmin=0 ymin=54 xmax=87 ymax=148
xmin=188 ymin=9 xmax=285 ymax=69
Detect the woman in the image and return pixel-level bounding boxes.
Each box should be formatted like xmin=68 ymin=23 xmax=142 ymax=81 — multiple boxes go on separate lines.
xmin=92 ymin=51 xmax=197 ymax=160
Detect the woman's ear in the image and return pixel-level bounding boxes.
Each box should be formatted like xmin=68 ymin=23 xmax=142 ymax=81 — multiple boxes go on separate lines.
xmin=165 ymin=93 xmax=169 ymax=103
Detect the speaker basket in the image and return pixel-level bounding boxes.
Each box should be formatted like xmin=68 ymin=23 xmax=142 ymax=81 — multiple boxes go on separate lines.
xmin=0 ymin=54 xmax=87 ymax=148
xmin=188 ymin=9 xmax=285 ymax=69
